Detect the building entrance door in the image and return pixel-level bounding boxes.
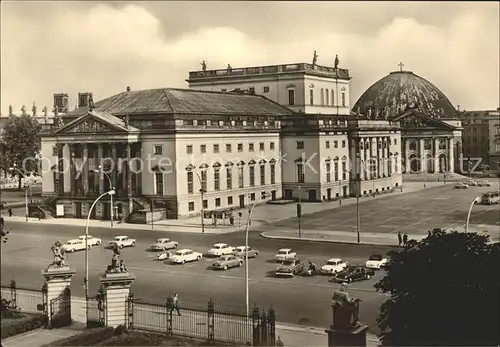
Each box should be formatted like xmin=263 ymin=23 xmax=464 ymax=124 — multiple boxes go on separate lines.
xmin=239 ymin=195 xmax=245 ymax=208
xmin=327 ymin=189 xmax=331 ymax=201
xmin=75 ymin=202 xmax=82 ymax=218
xmin=342 ymin=186 xmax=348 ymax=197
xmin=308 ymin=189 xmax=316 ymax=202
xmin=102 ymin=202 xmax=110 ymax=220
xmin=271 ymin=190 xmax=277 ymax=201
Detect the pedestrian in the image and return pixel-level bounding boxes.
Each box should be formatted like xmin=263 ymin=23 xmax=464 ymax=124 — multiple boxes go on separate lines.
xmin=403 ymin=233 xmax=408 ymax=246
xmin=8 ymin=208 xmax=13 ymax=217
xmin=428 ymin=230 xmax=431 ymax=237
xmin=397 ymin=232 xmax=402 ymax=246
xmin=171 ymin=293 xmax=181 ymax=316
xmin=276 ymin=336 xmax=284 ymax=347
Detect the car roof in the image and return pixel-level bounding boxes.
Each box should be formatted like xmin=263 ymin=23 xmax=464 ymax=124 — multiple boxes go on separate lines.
xmin=236 ymin=245 xmax=247 ymax=249
xmin=115 ymin=236 xmax=127 ymax=238
xmin=279 ymin=248 xmax=292 ymax=252
xmin=156 ymin=238 xmax=170 ymax=241
xmin=214 ymin=243 xmax=228 ymax=247
xmin=177 ymin=249 xmax=192 ymax=252
xmin=66 ymin=239 xmax=79 ymax=242
xmin=327 ymin=258 xmax=343 ymax=262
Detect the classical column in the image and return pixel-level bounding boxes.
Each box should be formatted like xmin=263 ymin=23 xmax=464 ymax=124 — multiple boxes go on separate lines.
xmin=111 ymin=143 xmax=117 ymax=194
xmin=359 ymin=139 xmax=365 ymax=180
xmin=386 ymin=137 xmax=391 ymax=176
xmin=57 ymin=143 xmax=64 ymax=194
xmin=82 ymin=144 xmax=89 ymax=196
xmin=126 ymin=143 xmax=133 ymax=214
xmin=377 ymin=137 xmax=382 ymax=178
xmin=98 ymin=144 xmax=104 ymax=194
xmin=448 ymin=137 xmax=455 ymax=173
xmin=69 ymin=145 xmax=76 ymax=195
xmin=137 ymin=144 xmax=143 ymax=195
xmin=433 ymin=138 xmax=439 ymax=173
xmin=418 ymin=138 xmax=425 ymax=173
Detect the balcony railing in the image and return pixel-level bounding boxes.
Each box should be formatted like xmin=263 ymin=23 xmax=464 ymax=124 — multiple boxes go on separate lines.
xmin=188 ymin=63 xmax=350 ymax=80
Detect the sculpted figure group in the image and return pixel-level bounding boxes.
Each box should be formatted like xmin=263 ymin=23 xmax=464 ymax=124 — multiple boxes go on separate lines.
xmin=106 ymin=243 xmax=128 ymax=274
xmin=332 ymin=283 xmax=361 ymax=330
xmin=49 ymin=240 xmax=66 ymax=268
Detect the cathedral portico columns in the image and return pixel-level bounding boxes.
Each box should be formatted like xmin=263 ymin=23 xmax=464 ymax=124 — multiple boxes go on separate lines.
xmin=448 ymin=137 xmax=455 ymax=173
xmin=111 ymin=144 xmax=117 ymax=194
xmin=433 ymin=138 xmax=439 ymax=174
xmin=126 ymin=143 xmax=133 ymax=214
xmin=62 ymin=144 xmax=71 ymax=194
xmin=418 ymin=138 xmax=425 ymax=173
xmin=82 ymin=144 xmax=89 ymax=195
xmin=359 ymin=139 xmax=366 ymax=180
xmin=98 ymin=144 xmax=104 ymax=194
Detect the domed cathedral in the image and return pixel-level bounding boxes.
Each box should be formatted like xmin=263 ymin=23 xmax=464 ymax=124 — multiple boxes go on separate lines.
xmin=353 ymin=64 xmax=463 ymax=176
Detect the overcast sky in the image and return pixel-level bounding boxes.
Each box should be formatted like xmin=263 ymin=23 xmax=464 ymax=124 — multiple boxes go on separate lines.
xmin=1 ymin=1 xmax=498 ymax=115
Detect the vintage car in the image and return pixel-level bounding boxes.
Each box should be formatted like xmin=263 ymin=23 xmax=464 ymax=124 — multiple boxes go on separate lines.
xmin=169 ymin=249 xmax=203 ymax=264
xmin=78 ymin=235 xmax=102 ymax=246
xmin=365 ymin=254 xmax=388 ymax=270
xmin=149 ymin=238 xmax=178 ymax=251
xmin=212 ymin=255 xmax=243 ymax=270
xmin=320 ymin=258 xmax=348 ymax=275
xmin=332 ymin=265 xmax=375 ymax=283
xmin=108 ymin=236 xmax=136 ymax=248
xmin=477 ymin=180 xmax=492 ymax=187
xmin=465 ymin=180 xmax=478 ymax=187
xmin=275 ymin=248 xmax=298 ymax=262
xmin=275 ymin=259 xmax=305 ymax=277
xmin=233 ymin=246 xmax=259 ymax=258
xmin=61 ymin=239 xmax=87 ymax=252
xmin=207 ymin=243 xmax=235 ymax=257
xmin=453 ymin=182 xmax=469 ymax=189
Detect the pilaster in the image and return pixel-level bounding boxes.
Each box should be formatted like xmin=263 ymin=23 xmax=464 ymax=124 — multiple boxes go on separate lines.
xmin=63 ymin=144 xmax=71 ymax=194
xmin=359 ymin=139 xmax=365 ymax=180
xmin=111 ymin=144 xmax=117 ymax=194
xmin=83 ymin=144 xmax=89 ymax=195
xmin=448 ymin=137 xmax=455 ymax=173
xmin=126 ymin=143 xmax=133 ymax=213
xmin=100 ymin=272 xmax=136 ymax=328
xmin=419 ymin=138 xmax=425 ymax=173
xmin=98 ymin=144 xmax=104 ymax=194
xmin=433 ymin=138 xmax=439 ymax=173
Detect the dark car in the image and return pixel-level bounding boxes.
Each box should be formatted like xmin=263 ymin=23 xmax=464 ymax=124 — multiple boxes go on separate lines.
xmin=331 ymin=265 xmax=375 ymax=283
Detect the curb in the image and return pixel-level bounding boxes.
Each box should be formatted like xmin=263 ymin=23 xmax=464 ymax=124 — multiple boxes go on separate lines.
xmin=260 ymin=232 xmax=400 ymax=248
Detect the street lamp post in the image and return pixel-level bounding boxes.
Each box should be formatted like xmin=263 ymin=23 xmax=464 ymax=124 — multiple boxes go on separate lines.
xmin=186 ymin=168 xmax=205 ymax=233
xmin=245 ymin=192 xmax=270 ymax=316
xmin=9 ymin=165 xmax=28 ymax=222
xmin=95 ymin=166 xmax=114 ymax=227
xmin=297 ymin=186 xmax=304 ymax=238
xmin=84 ymin=189 xmax=115 ymax=327
xmin=465 ymin=196 xmax=481 ymax=233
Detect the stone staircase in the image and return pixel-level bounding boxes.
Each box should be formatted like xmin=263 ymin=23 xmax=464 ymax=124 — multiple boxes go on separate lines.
xmin=118 ymin=197 xmax=152 ymax=224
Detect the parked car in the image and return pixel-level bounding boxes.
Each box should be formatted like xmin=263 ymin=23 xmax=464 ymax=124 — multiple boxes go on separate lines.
xmin=207 ymin=243 xmax=235 ymax=257
xmin=233 ymin=246 xmax=259 ymax=258
xmin=78 ymin=235 xmax=102 ymax=246
xmin=453 ymin=182 xmax=469 ymax=189
xmin=150 ymin=238 xmax=178 ymax=251
xmin=320 ymin=258 xmax=348 ymax=275
xmin=61 ymin=239 xmax=87 ymax=252
xmin=108 ymin=236 xmax=136 ymax=248
xmin=365 ymin=254 xmax=387 ymax=270
xmin=169 ymin=249 xmax=203 ymax=264
xmin=332 ymin=265 xmax=375 ymax=283
xmin=212 ymin=255 xmax=243 ymax=270
xmin=477 ymin=180 xmax=492 ymax=187
xmin=466 ymin=180 xmax=478 ymax=186
xmin=275 ymin=248 xmax=298 ymax=262
xmin=275 ymin=259 xmax=305 ymax=277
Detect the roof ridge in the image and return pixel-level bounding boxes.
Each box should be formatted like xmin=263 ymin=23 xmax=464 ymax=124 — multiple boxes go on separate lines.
xmin=161 ymin=89 xmax=175 ymax=113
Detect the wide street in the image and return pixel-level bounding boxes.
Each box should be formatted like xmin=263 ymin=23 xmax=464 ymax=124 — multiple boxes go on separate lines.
xmin=1 ymin=221 xmax=391 ymax=333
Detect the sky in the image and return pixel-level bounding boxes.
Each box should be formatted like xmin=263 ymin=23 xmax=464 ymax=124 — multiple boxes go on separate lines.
xmin=1 ymin=1 xmax=499 ymax=115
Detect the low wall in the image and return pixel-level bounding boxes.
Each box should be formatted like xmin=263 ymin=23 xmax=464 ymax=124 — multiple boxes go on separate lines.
xmin=127 ymin=209 xmax=167 ymax=224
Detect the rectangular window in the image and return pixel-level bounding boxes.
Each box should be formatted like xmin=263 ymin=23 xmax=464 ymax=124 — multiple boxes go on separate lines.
xmin=326 ymin=141 xmax=330 ymax=149
xmin=250 ymin=193 xmax=255 ymax=201
xmin=203 ymin=200 xmax=208 ymax=209
xmin=52 ymin=146 xmax=59 ymax=156
xmin=227 ymin=196 xmax=233 ymax=205
xmin=334 ymin=162 xmax=339 ymax=181
xmin=270 ymin=164 xmax=276 ymax=184
xmin=226 ymin=167 xmax=232 ymax=189
xmin=326 ymin=162 xmax=331 ymax=182
xmin=213 ymin=144 xmax=219 ymax=153
xmin=154 ymin=145 xmax=163 ymax=155
xmin=237 ymin=143 xmax=243 ymax=152
xmin=326 ymin=89 xmax=329 ymax=105
xmin=310 ymin=89 xmax=314 ymax=105
xmin=297 ymin=163 xmax=305 ymax=183
xmin=260 ymin=165 xmax=265 ymax=185
xmin=186 ymin=145 xmax=193 ymax=154
xmin=342 ymin=140 xmax=346 ymax=148
xmin=214 ymin=167 xmax=220 ymax=191
xmin=188 ymin=202 xmax=195 ymax=211
xmin=263 ymin=86 xmax=270 ymax=93
xmin=238 ymin=166 xmax=244 ymax=188
xmin=201 ymin=170 xmax=207 ymax=192
xmin=342 ymin=162 xmax=347 ymax=180
xmin=296 ymin=141 xmax=304 ymax=149
xmin=249 ymin=143 xmax=254 ymax=152
xmin=331 ymin=90 xmax=335 ymax=105
xmin=155 ymin=172 xmax=163 ymax=195
xmin=249 ymin=166 xmax=255 ymax=187
xmin=259 ymin=142 xmax=265 ymax=151
xmin=334 ymin=140 xmax=338 ymax=148
xmin=341 ymin=92 xmax=346 ymax=107
xmin=226 ymin=144 xmax=232 ymax=153
xmin=187 ymin=172 xmax=193 ymax=194
xmin=249 ymin=87 xmax=255 ymax=94
xmin=270 ymin=142 xmax=275 ymax=150
xmin=200 ymin=145 xmax=206 ymax=153
xmin=288 ymin=89 xmax=295 ymax=106
xmin=215 ymin=198 xmax=221 ymax=207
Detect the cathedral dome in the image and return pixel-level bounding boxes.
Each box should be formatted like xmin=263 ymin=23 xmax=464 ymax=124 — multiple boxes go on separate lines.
xmin=353 ymin=70 xmax=458 ymax=119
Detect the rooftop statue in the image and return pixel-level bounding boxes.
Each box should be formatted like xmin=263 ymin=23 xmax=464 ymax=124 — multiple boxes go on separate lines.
xmin=49 ymin=240 xmax=67 ymax=268
xmin=21 ymin=105 xmax=27 ymax=116
xmin=334 ymin=54 xmax=339 ymax=69
xmin=32 ymin=102 xmax=37 ymax=117
xmin=227 ymin=64 xmax=232 ymax=73
xmin=8 ymin=105 xmax=13 ymax=116
xmin=331 ymin=283 xmax=361 ymax=330
xmin=312 ymin=50 xmax=319 ymax=67
xmin=88 ymin=93 xmax=95 ymax=111
xmin=201 ymin=60 xmax=207 ymax=72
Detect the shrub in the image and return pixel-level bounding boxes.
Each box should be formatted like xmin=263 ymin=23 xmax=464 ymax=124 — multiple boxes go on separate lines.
xmin=0 ymin=314 xmax=43 ymax=339
xmin=42 ymin=327 xmax=116 ymax=346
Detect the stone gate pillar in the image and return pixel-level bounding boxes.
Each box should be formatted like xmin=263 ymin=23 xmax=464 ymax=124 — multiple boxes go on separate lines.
xmin=100 ymin=271 xmax=136 ymax=328
xmin=41 ymin=265 xmax=75 ymax=328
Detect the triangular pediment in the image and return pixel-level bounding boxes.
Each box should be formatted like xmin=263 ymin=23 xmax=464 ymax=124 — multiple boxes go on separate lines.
xmin=55 ymin=111 xmax=134 ymax=134
xmin=393 ymin=110 xmax=456 ymax=130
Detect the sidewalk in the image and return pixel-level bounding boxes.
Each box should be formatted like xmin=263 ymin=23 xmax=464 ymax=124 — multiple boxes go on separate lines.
xmin=1 ymin=323 xmax=86 ymax=347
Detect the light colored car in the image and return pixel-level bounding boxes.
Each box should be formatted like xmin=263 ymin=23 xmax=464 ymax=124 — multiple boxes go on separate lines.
xmin=61 ymin=239 xmax=87 ymax=252
xmin=78 ymin=235 xmax=102 ymax=246
xmin=320 ymin=258 xmax=348 ymax=275
xmin=466 ymin=180 xmax=478 ymax=186
xmin=207 ymin=243 xmax=234 ymax=257
xmin=150 ymin=238 xmax=178 ymax=251
xmin=169 ymin=249 xmax=203 ymax=264
xmin=477 ymin=180 xmax=491 ymax=187
xmin=212 ymin=255 xmax=243 ymax=270
xmin=108 ymin=236 xmax=136 ymax=248
xmin=275 ymin=248 xmax=298 ymax=262
xmin=275 ymin=259 xmax=304 ymax=277
xmin=453 ymin=182 xmax=469 ymax=189
xmin=233 ymin=246 xmax=259 ymax=258
xmin=365 ymin=254 xmax=387 ymax=270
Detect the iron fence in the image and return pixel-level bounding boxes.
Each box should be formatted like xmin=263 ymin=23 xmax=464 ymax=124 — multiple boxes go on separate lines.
xmin=130 ymin=294 xmax=275 ymax=346
xmin=1 ymin=280 xmax=44 ymax=314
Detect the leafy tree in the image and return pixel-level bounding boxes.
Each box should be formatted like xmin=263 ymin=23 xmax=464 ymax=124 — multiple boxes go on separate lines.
xmin=1 ymin=115 xmax=41 ymax=189
xmin=375 ymin=228 xmax=500 ymax=346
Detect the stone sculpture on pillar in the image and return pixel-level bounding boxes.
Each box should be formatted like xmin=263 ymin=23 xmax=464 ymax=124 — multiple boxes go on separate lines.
xmin=106 ymin=243 xmax=128 ymax=274
xmin=49 ymin=240 xmax=67 ymax=268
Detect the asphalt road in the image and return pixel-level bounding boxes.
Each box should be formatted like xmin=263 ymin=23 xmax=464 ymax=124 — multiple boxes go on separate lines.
xmin=0 ymin=222 xmax=391 ymax=333
xmin=267 ymin=182 xmax=500 ymax=234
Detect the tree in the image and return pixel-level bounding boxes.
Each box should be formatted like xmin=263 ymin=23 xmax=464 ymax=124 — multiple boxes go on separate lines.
xmin=1 ymin=115 xmax=41 ymax=190
xmin=375 ymin=228 xmax=500 ymax=346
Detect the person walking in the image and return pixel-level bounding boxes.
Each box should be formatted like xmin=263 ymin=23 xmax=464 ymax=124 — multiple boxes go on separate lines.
xmin=171 ymin=293 xmax=181 ymax=316
xmin=397 ymin=232 xmax=402 ymax=246
xmin=8 ymin=208 xmax=13 ymax=217
xmin=403 ymin=233 xmax=408 ymax=246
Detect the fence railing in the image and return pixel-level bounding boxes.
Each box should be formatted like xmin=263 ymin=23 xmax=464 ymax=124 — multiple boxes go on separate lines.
xmin=129 ymin=294 xmax=275 ymax=346
xmin=1 ymin=280 xmax=45 ymax=314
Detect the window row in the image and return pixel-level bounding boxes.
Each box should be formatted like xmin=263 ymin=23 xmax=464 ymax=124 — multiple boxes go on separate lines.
xmin=186 ymin=141 xmax=275 ymax=155
xmin=187 ymin=163 xmax=277 ymax=193
xmin=187 ymin=190 xmax=274 ymax=212
xmin=220 ymin=86 xmax=269 ymax=94
xmin=311 ymin=88 xmax=346 ymax=107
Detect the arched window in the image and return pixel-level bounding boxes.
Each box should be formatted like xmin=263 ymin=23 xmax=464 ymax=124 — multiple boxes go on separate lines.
xmin=331 ymin=90 xmax=335 ymax=106
xmin=320 ymin=88 xmax=324 ymax=105
xmin=325 ymin=89 xmax=329 ymax=105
